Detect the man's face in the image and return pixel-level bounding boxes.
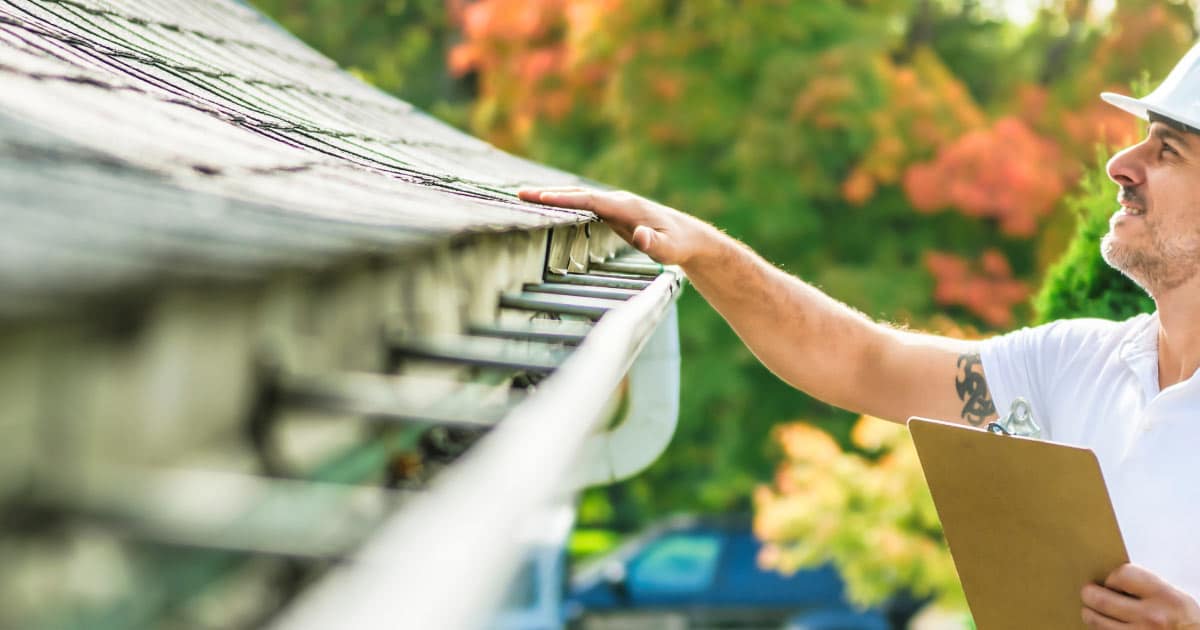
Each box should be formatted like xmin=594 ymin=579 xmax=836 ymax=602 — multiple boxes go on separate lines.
xmin=1102 ymin=120 xmax=1200 ymax=296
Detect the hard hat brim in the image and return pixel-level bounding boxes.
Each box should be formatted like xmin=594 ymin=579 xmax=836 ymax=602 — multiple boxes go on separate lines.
xmin=1102 ymin=91 xmax=1200 ymax=133
xmin=1100 ymin=92 xmax=1150 ymax=121
xmin=1100 ymin=42 xmax=1200 ymax=133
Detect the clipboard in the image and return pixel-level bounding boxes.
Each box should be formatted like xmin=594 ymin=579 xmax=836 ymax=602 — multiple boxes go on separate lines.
xmin=908 ymin=417 xmax=1129 ymax=630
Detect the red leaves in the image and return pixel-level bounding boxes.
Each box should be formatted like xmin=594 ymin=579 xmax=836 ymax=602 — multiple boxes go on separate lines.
xmin=925 ymin=250 xmax=1029 ymax=327
xmin=843 ymin=51 xmax=985 ymax=207
xmin=903 ymin=117 xmax=1065 ymax=238
xmin=447 ymin=0 xmax=621 ymax=147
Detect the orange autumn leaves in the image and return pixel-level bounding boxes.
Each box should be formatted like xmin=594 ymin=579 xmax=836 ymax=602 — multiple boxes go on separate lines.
xmin=797 ymin=47 xmax=1063 ymax=326
xmin=842 ymin=49 xmax=1135 ymax=326
xmin=448 ymin=0 xmax=618 ymax=146
xmin=904 ymin=117 xmax=1065 ymax=238
xmin=843 ymin=49 xmax=985 ymax=206
xmin=754 ymin=418 xmax=964 ymax=608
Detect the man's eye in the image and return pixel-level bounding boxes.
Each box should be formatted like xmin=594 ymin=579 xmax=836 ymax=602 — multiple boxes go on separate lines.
xmin=1161 ymin=142 xmax=1178 ymax=156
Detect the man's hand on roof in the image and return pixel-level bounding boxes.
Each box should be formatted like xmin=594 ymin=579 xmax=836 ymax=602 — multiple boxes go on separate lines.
xmin=1081 ymin=564 xmax=1200 ymax=629
xmin=518 ymin=188 xmax=717 ymax=266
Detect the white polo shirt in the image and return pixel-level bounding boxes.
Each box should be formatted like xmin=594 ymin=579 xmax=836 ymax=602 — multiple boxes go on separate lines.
xmin=980 ymin=312 xmax=1200 ymax=599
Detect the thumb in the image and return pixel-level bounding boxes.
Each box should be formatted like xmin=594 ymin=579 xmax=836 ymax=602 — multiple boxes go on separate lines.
xmin=631 ymin=225 xmax=657 ymax=255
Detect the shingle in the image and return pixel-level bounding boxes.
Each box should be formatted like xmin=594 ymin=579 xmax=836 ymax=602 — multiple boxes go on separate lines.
xmin=0 ymin=0 xmax=594 ymax=318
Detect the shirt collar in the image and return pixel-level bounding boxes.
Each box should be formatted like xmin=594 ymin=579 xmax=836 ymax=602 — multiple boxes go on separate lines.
xmin=1119 ymin=312 xmax=1161 ymax=401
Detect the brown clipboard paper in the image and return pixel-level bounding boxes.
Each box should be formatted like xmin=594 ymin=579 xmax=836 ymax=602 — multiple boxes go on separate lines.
xmin=907 ymin=417 xmax=1129 ymax=630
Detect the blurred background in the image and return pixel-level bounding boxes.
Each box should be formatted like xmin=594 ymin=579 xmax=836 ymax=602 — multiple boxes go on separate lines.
xmin=249 ymin=0 xmax=1187 ymax=622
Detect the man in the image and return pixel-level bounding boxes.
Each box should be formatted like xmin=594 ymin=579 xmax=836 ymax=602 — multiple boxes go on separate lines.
xmin=521 ymin=43 xmax=1200 ymax=629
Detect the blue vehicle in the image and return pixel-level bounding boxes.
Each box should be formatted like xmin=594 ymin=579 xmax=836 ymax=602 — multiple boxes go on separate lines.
xmin=566 ymin=515 xmax=921 ymax=629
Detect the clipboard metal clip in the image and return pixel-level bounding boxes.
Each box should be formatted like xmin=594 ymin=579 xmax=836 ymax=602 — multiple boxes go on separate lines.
xmin=986 ymin=398 xmax=1042 ymax=439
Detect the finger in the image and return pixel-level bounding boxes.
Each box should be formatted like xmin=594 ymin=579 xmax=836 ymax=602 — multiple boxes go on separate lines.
xmin=1081 ymin=605 xmax=1130 ymax=629
xmin=517 ymin=186 xmax=585 ymax=203
xmin=1105 ymin=564 xmax=1167 ymax=598
xmin=538 ymin=192 xmax=641 ymax=227
xmin=519 ymin=185 xmax=586 ymax=194
xmin=527 ymin=190 xmax=599 ymax=212
xmin=1082 ymin=584 xmax=1140 ymax=622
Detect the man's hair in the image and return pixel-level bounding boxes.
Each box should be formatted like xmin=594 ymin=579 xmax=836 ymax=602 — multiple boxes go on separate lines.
xmin=1148 ymin=110 xmax=1200 ymax=136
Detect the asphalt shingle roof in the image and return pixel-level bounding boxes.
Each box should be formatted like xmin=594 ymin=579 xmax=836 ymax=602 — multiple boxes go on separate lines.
xmin=0 ymin=0 xmax=593 ymax=318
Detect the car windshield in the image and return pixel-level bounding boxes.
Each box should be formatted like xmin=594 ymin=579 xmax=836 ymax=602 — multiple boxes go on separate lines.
xmin=628 ymin=532 xmax=722 ymax=594
xmin=570 ymin=517 xmax=701 ymax=585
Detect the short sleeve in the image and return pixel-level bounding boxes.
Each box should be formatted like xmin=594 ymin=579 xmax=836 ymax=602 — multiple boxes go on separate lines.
xmin=977 ymin=316 xmax=1147 ymax=441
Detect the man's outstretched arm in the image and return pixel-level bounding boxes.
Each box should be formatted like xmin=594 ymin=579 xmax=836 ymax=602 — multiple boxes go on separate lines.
xmin=519 ymin=188 xmax=999 ymax=426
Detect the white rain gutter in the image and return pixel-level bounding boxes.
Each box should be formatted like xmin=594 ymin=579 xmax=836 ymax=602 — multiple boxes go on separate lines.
xmin=571 ymin=302 xmax=680 ymax=488
xmin=273 ymin=268 xmax=684 ymax=630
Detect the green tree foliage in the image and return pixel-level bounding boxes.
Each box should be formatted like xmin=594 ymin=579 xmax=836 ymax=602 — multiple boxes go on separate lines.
xmin=450 ymin=0 xmax=1190 ymax=527
xmin=253 ymin=0 xmax=1192 ymax=535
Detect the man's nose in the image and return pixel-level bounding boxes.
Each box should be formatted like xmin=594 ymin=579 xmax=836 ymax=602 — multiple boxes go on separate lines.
xmin=1106 ymin=143 xmax=1147 ymax=189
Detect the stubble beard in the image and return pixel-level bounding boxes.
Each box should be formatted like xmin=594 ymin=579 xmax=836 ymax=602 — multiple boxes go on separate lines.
xmin=1101 ymin=223 xmax=1200 ymax=296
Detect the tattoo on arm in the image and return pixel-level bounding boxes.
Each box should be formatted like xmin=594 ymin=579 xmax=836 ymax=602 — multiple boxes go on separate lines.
xmin=955 ymin=352 xmax=997 ymax=426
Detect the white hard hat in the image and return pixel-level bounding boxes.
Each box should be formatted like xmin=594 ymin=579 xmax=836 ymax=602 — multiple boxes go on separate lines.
xmin=1102 ymin=42 xmax=1200 ymax=131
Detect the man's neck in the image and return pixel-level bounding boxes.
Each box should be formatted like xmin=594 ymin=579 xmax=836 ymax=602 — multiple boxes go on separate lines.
xmin=1153 ymin=281 xmax=1200 ymax=389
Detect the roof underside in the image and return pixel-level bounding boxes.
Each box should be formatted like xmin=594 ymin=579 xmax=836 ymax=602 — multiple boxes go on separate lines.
xmin=0 ymin=0 xmax=594 ymax=317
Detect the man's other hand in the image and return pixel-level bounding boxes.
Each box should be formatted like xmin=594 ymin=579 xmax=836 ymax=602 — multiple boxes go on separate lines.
xmin=1081 ymin=564 xmax=1200 ymax=628
xmin=517 ymin=187 xmax=716 ymax=266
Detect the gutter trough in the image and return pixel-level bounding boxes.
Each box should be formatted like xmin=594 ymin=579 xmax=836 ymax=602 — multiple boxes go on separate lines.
xmin=274 ymin=262 xmax=685 ymax=630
